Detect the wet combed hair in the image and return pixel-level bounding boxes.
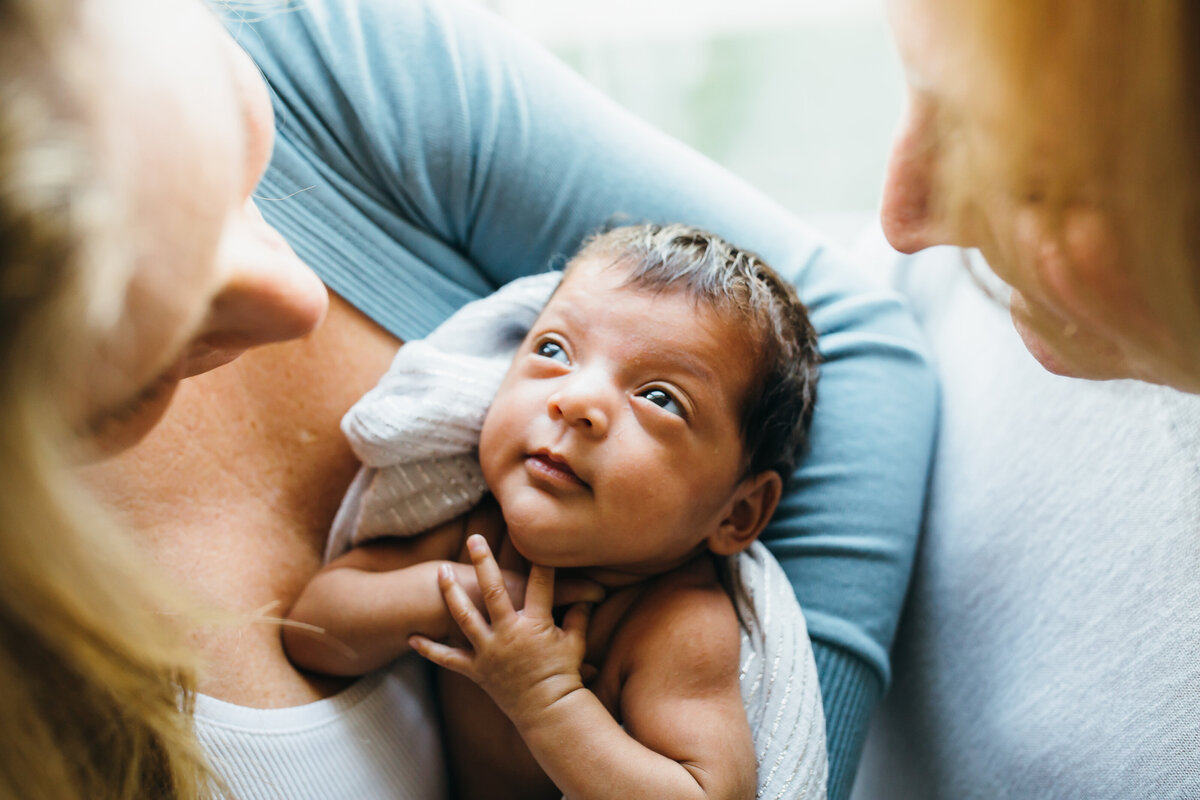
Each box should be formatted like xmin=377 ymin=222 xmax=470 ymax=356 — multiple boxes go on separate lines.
xmin=571 ymin=223 xmax=820 ymax=481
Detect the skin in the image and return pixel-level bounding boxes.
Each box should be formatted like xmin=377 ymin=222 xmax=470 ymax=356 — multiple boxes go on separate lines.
xmin=289 ymin=264 xmax=780 ymax=798
xmin=416 ymin=535 xmax=756 ymax=800
xmin=480 ymin=258 xmax=781 ymax=576
xmin=76 ymin=0 xmax=390 ymax=708
xmin=882 ymin=0 xmax=1176 ymax=386
xmin=78 ymin=0 xmax=328 ymax=454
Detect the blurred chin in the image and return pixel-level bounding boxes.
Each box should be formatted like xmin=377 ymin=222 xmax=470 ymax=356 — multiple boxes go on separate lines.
xmin=1009 ymin=293 xmax=1127 ymax=381
xmin=1009 ymin=310 xmax=1074 ymax=377
xmin=80 ymin=379 xmax=179 ymax=461
xmin=183 ymin=347 xmax=246 ymax=378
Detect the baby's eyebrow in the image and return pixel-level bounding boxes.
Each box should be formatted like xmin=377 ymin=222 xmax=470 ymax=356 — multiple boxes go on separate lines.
xmin=667 ymin=351 xmax=717 ymax=386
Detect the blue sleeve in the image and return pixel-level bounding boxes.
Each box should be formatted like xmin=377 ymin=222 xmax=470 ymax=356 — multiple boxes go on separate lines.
xmin=226 ymin=1 xmax=938 ymax=795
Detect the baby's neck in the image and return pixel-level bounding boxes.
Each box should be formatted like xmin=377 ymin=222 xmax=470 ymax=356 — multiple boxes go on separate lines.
xmin=485 ymin=495 xmax=713 ymax=592
xmin=566 ymin=552 xmax=715 ymax=593
xmin=567 ymin=566 xmax=651 ymax=592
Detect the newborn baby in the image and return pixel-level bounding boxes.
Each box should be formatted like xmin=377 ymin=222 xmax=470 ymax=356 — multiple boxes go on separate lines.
xmin=286 ymin=223 xmax=821 ymax=800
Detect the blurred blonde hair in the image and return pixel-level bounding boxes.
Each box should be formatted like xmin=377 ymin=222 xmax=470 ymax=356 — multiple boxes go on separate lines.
xmin=927 ymin=0 xmax=1200 ymax=385
xmin=0 ymin=0 xmax=212 ymax=796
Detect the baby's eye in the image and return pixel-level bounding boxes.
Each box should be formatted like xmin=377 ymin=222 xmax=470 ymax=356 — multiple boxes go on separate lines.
xmin=534 ymin=339 xmax=569 ymax=364
xmin=639 ymin=388 xmax=685 ymax=417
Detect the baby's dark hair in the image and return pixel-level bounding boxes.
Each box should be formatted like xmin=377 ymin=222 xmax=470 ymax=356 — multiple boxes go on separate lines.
xmin=570 ymin=223 xmax=820 ymax=481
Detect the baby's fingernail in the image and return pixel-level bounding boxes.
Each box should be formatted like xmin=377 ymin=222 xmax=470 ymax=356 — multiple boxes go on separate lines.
xmin=439 ymin=564 xmax=453 ymax=581
xmin=467 ymin=534 xmax=485 ymax=553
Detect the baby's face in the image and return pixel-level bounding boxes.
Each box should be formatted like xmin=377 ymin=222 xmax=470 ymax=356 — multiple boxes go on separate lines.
xmin=479 ymin=257 xmax=759 ymax=575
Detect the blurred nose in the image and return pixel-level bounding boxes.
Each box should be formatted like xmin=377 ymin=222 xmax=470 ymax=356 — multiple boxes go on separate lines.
xmin=547 ymin=370 xmax=612 ymax=437
xmin=880 ymin=101 xmax=957 ymax=254
xmin=189 ymin=199 xmax=328 ymax=373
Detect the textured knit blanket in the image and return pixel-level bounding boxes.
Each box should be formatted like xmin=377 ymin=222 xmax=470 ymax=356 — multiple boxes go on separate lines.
xmin=328 ymin=272 xmax=828 ymax=799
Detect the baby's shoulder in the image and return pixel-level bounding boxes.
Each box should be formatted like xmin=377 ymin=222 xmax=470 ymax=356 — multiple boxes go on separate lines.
xmin=615 ymin=557 xmax=741 ymax=669
xmin=585 ymin=557 xmax=741 ymax=712
xmin=635 ymin=555 xmax=731 ymax=612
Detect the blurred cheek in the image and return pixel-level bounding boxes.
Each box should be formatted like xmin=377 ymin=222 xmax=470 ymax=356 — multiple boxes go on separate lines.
xmin=1004 ymin=206 xmax=1160 ymax=344
xmin=982 ymin=202 xmax=1181 ymax=383
xmin=479 ymin=385 xmax=516 ymax=484
xmin=223 ymin=36 xmax=275 ymax=197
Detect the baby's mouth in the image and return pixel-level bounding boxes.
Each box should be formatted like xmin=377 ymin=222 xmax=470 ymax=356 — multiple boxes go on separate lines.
xmin=526 ymin=451 xmax=589 ymax=488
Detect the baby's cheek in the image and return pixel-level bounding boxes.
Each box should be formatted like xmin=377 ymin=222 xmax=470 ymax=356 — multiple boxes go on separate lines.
xmin=496 ymin=496 xmax=553 ymax=561
xmin=477 ymin=416 xmax=507 ymax=489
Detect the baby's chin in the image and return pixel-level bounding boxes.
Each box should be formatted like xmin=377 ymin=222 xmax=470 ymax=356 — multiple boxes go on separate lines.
xmin=504 ymin=529 xmax=583 ymax=569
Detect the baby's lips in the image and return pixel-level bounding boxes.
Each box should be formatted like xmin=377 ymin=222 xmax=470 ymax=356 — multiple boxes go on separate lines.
xmin=526 ymin=450 xmax=590 ymax=488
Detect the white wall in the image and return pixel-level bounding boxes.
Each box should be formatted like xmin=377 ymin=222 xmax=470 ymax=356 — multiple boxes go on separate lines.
xmin=476 ymin=0 xmax=905 ymax=236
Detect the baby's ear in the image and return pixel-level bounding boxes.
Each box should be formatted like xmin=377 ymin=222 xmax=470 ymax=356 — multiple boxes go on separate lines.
xmin=708 ymin=471 xmax=783 ymax=556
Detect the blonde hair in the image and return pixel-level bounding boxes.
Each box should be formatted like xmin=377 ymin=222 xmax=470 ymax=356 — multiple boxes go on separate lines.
xmin=927 ymin=0 xmax=1200 ymax=386
xmin=0 ymin=0 xmax=212 ymax=796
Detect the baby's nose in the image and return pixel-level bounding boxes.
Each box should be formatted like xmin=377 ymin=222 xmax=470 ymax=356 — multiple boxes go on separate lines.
xmin=547 ymin=375 xmax=611 ymax=436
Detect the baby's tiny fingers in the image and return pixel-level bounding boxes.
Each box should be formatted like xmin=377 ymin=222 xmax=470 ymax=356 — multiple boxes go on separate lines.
xmin=408 ymin=635 xmax=477 ymax=679
xmin=524 ymin=564 xmax=556 ymax=619
xmin=554 ymin=577 xmax=606 ymax=608
xmin=562 ymin=602 xmax=593 ymax=642
xmin=439 ymin=563 xmax=492 ymax=644
xmin=499 ymin=569 xmax=528 ymax=609
xmin=466 ymin=534 xmax=516 ymax=624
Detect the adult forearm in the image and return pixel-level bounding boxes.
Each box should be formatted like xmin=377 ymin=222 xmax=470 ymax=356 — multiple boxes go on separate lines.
xmin=813 ymin=642 xmax=883 ymax=800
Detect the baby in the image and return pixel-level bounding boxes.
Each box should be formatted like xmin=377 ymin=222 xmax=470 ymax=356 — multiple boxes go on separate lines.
xmin=285 ymin=223 xmax=820 ymax=800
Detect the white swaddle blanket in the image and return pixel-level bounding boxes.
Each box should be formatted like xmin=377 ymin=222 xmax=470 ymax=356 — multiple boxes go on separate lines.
xmin=329 ymin=272 xmax=827 ymax=799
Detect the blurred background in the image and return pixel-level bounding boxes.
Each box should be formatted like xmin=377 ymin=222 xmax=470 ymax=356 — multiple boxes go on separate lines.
xmin=474 ymin=0 xmax=905 ymax=245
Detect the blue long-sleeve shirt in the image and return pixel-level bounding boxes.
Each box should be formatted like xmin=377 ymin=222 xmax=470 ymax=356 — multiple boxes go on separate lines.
xmin=228 ymin=2 xmax=938 ymax=795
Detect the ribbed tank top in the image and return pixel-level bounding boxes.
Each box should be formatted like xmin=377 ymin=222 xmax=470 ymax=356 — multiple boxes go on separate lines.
xmin=194 ymin=657 xmax=446 ymax=799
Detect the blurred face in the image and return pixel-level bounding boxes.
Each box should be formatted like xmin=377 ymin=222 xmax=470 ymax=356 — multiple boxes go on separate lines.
xmin=78 ymin=0 xmax=328 ymax=453
xmin=881 ymin=0 xmax=1173 ymax=385
xmin=479 ymin=259 xmax=757 ymax=576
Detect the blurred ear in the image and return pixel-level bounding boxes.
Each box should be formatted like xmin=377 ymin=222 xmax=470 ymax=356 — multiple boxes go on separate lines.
xmin=707 ymin=471 xmax=783 ymax=556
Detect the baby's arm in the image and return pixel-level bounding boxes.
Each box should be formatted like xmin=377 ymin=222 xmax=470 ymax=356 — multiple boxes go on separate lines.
xmin=285 ymin=510 xmax=603 ymax=676
xmin=284 ymin=517 xmax=478 ymax=675
xmin=412 ymin=535 xmax=755 ymax=800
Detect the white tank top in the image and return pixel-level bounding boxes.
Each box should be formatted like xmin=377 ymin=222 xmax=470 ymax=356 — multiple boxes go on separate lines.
xmin=194 ymin=656 xmax=447 ymax=799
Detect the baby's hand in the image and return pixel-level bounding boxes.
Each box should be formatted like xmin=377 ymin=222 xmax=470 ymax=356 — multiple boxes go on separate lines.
xmin=453 ymin=534 xmax=603 ymax=613
xmin=410 ymin=534 xmax=592 ymax=725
